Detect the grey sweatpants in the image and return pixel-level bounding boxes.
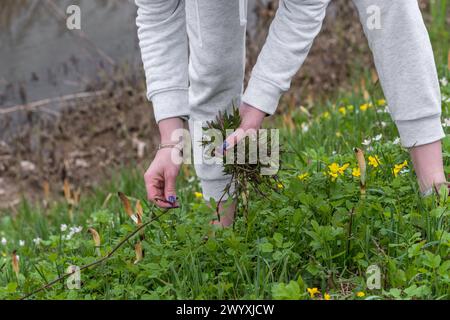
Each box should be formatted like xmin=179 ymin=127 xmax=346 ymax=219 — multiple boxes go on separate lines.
xmin=136 ymin=0 xmax=444 ymax=201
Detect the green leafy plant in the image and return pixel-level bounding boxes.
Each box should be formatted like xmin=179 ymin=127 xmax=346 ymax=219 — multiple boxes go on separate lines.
xmin=202 ymin=106 xmax=283 ymax=219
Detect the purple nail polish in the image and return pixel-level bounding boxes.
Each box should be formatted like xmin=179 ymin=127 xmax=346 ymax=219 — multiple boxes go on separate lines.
xmin=222 ymin=141 xmax=229 ymax=151
xmin=168 ymin=195 xmax=177 ymax=204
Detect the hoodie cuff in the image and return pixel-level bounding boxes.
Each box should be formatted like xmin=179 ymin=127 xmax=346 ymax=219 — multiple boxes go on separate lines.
xmin=243 ymin=76 xmax=284 ymax=115
xmin=395 ymin=115 xmax=445 ymax=148
xmin=150 ymin=89 xmax=189 ymax=123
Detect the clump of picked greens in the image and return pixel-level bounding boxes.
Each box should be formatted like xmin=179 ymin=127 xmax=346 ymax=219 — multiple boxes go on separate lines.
xmin=202 ymin=106 xmax=283 ymax=219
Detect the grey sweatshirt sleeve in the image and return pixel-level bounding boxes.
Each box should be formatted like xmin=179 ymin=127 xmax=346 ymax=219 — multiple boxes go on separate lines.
xmin=244 ymin=0 xmax=444 ymax=148
xmin=242 ymin=0 xmax=331 ymax=115
xmin=136 ymin=0 xmax=189 ymax=123
xmin=353 ymin=0 xmax=444 ymax=148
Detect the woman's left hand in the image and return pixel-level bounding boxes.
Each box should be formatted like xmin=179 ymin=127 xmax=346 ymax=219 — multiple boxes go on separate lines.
xmin=217 ymin=103 xmax=267 ymax=155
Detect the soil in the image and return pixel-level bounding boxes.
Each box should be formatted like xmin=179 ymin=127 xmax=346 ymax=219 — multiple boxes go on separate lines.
xmin=0 ymin=75 xmax=159 ymax=208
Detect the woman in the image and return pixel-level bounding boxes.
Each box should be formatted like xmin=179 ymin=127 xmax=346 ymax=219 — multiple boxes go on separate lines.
xmin=136 ymin=0 xmax=447 ymax=227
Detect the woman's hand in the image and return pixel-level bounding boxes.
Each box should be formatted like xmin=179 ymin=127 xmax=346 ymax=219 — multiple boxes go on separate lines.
xmin=144 ymin=118 xmax=184 ymax=208
xmin=144 ymin=148 xmax=181 ymax=208
xmin=218 ymin=103 xmax=267 ymax=154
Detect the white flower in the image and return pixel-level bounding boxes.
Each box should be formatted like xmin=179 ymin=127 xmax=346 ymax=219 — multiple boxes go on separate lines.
xmin=362 ymin=138 xmax=372 ymax=146
xmin=400 ymin=168 xmax=410 ymax=174
xmin=60 ymin=224 xmax=68 ymax=232
xmin=380 ymin=121 xmax=387 ymax=128
xmin=70 ymin=226 xmax=83 ymax=234
xmin=373 ymin=134 xmax=383 ymax=142
xmin=33 ymin=237 xmax=42 ymax=245
xmin=64 ymin=233 xmax=73 ymax=241
xmin=393 ymin=137 xmax=401 ymax=145
xmin=443 ymin=118 xmax=450 ymax=128
xmin=301 ymin=123 xmax=309 ymax=133
xmin=440 ymin=77 xmax=448 ymax=87
xmin=1 ymin=237 xmax=6 ymax=246
xmin=19 ymin=240 xmax=25 ymax=247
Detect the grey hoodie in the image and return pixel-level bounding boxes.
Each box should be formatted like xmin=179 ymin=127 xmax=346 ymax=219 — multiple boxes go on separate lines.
xmin=136 ymin=0 xmax=445 ymax=201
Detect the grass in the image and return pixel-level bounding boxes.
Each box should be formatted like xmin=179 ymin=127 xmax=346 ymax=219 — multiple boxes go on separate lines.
xmin=1 ymin=65 xmax=449 ymax=300
xmin=429 ymin=0 xmax=450 ymax=66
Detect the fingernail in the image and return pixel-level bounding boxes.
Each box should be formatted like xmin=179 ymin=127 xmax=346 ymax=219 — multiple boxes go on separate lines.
xmin=222 ymin=141 xmax=229 ymax=152
xmin=167 ymin=195 xmax=177 ymax=204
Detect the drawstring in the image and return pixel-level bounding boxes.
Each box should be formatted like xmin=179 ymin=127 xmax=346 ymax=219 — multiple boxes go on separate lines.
xmin=239 ymin=0 xmax=248 ymax=26
xmin=194 ymin=0 xmax=203 ymax=47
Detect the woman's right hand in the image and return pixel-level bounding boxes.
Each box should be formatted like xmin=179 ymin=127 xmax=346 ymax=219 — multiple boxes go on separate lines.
xmin=144 ymin=147 xmax=181 ymax=208
xmin=144 ymin=117 xmax=184 ymax=208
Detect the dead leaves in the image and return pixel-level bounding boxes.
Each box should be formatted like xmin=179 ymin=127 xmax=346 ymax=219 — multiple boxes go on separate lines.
xmin=88 ymin=227 xmax=101 ymax=256
xmin=134 ymin=242 xmax=143 ymax=264
xmin=118 ymin=192 xmax=145 ymax=263
xmin=118 ymin=192 xmax=135 ymax=222
xmin=354 ymin=148 xmax=367 ymax=195
xmin=12 ymin=250 xmax=20 ymax=278
xmin=63 ymin=179 xmax=80 ymax=220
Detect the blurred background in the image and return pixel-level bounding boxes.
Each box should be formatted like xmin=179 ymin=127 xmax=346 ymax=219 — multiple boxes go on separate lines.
xmin=0 ymin=0 xmax=449 ymax=206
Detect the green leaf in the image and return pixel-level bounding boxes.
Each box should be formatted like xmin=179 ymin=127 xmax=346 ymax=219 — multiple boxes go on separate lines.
xmin=260 ymin=242 xmax=274 ymax=253
xmin=388 ymin=288 xmax=402 ymax=298
xmin=272 ymin=281 xmax=301 ymax=300
xmin=6 ymin=282 xmax=17 ymax=293
xmin=273 ymin=233 xmax=283 ymax=247
xmin=423 ymin=251 xmax=441 ymax=269
xmin=438 ymin=260 xmax=450 ymax=276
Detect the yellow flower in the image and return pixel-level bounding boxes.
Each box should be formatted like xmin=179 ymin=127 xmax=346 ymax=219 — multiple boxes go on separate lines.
xmin=393 ymin=160 xmax=408 ymax=177
xmin=307 ymin=287 xmax=319 ymax=298
xmin=347 ymin=105 xmax=355 ymax=112
xmin=194 ymin=192 xmax=203 ymax=199
xmin=329 ymin=172 xmax=338 ymax=181
xmin=327 ymin=163 xmax=349 ymax=181
xmin=359 ymin=103 xmax=369 ymax=111
xmin=297 ymin=173 xmax=309 ymax=181
xmin=324 ymin=293 xmax=331 ymax=300
xmin=368 ymin=155 xmax=381 ymax=168
xmin=356 ymin=291 xmax=365 ymax=298
xmin=359 ymin=102 xmax=373 ymax=111
xmin=377 ymin=99 xmax=386 ymax=106
xmin=322 ymin=111 xmax=330 ymax=119
xmin=338 ymin=106 xmax=346 ymax=115
xmin=352 ymin=167 xmax=361 ymax=177
xmin=328 ymin=163 xmax=340 ymax=175
xmin=328 ymin=172 xmax=338 ymax=181
xmin=339 ymin=163 xmax=350 ymax=174
xmin=277 ymin=183 xmax=284 ymax=189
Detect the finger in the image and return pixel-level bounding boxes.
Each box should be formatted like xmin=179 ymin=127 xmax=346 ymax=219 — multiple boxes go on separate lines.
xmin=216 ymin=128 xmax=246 ymax=156
xmin=154 ymin=197 xmax=179 ymax=208
xmin=164 ymin=171 xmax=179 ymax=207
xmin=144 ymin=173 xmax=172 ymax=208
